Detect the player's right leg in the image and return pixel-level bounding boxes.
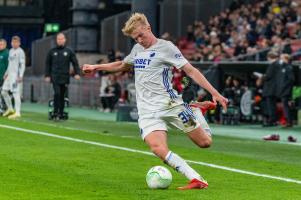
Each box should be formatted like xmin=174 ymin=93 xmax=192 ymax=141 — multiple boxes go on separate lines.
xmin=1 ymin=89 xmax=14 ymax=117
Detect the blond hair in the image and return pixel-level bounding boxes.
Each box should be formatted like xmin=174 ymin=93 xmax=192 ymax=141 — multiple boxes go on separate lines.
xmin=122 ymin=13 xmax=150 ymax=36
xmin=12 ymin=36 xmax=21 ymax=42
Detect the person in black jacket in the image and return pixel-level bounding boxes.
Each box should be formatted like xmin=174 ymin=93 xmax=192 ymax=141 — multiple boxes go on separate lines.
xmin=262 ymin=51 xmax=280 ymax=126
xmin=45 ymin=32 xmax=80 ymax=120
xmin=278 ymin=54 xmax=295 ymax=127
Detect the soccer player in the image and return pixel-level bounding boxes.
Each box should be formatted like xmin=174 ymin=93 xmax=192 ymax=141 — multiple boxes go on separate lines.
xmin=2 ymin=36 xmax=25 ymax=119
xmin=83 ymin=13 xmax=228 ymax=190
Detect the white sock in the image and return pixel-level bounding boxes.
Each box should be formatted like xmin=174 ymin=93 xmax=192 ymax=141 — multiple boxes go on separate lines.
xmin=193 ymin=108 xmax=212 ymax=136
xmin=165 ymin=151 xmax=202 ymax=181
xmin=13 ymin=92 xmax=21 ymax=115
xmin=1 ymin=90 xmax=13 ymax=110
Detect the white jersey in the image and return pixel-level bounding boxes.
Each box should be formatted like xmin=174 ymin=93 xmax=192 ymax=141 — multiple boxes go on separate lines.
xmin=6 ymin=47 xmax=25 ymax=80
xmin=124 ymin=39 xmax=188 ymax=115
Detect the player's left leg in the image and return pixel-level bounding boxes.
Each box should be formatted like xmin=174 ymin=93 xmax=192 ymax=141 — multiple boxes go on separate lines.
xmin=8 ymin=82 xmax=23 ymax=119
xmin=186 ymin=105 xmax=213 ymax=148
xmin=8 ymin=92 xmax=21 ymax=119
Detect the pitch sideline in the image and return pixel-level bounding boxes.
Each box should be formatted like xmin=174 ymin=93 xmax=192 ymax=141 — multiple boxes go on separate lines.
xmin=0 ymin=124 xmax=301 ymax=185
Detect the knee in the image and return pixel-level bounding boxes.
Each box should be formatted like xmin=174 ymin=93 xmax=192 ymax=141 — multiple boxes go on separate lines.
xmin=197 ymin=137 xmax=212 ymax=148
xmin=149 ymin=144 xmax=168 ymax=160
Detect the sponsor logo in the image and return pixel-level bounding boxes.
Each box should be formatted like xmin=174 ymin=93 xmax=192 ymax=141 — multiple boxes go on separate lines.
xmin=134 ymin=58 xmax=151 ymax=69
xmin=175 ymin=53 xmax=182 ymax=59
xmin=64 ymin=52 xmax=68 ymax=56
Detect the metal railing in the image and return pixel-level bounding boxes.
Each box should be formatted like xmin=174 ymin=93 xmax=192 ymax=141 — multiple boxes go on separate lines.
xmin=23 ymin=76 xmax=101 ymax=108
xmin=100 ymin=11 xmax=131 ymax=54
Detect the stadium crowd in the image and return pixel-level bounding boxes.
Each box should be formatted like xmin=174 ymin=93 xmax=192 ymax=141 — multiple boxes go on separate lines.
xmin=167 ymin=0 xmax=301 ymax=62
xmin=93 ymin=0 xmax=301 ymax=128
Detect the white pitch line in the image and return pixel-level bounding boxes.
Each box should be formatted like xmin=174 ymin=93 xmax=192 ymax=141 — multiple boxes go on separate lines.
xmin=1 ymin=124 xmax=301 ymax=185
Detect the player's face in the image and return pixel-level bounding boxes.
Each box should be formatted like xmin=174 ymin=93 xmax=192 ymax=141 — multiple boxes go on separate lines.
xmin=56 ymin=34 xmax=66 ymax=46
xmin=11 ymin=40 xmax=20 ymax=49
xmin=131 ymin=25 xmax=152 ymax=48
xmin=0 ymin=41 xmax=6 ymax=50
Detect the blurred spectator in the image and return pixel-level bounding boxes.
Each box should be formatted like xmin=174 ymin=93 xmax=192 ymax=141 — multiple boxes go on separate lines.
xmin=176 ymin=0 xmax=301 ymax=61
xmin=277 ymin=54 xmax=295 ymax=127
xmin=232 ymin=78 xmax=245 ymax=106
xmin=100 ymin=74 xmax=121 ymax=112
xmin=223 ymin=76 xmax=235 ymax=105
xmin=253 ymin=76 xmax=264 ymax=122
xmin=262 ymin=51 xmax=280 ymax=126
xmin=172 ymin=68 xmax=185 ymax=94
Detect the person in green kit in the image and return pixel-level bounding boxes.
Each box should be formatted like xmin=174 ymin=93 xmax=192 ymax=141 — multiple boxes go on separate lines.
xmin=0 ymin=39 xmax=9 ymax=114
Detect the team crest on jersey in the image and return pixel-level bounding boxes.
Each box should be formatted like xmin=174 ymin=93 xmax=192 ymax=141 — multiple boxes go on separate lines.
xmin=175 ymin=53 xmax=182 ymax=58
xmin=54 ymin=52 xmax=58 ymax=56
xmin=150 ymin=52 xmax=156 ymax=58
xmin=64 ymin=52 xmax=68 ymax=56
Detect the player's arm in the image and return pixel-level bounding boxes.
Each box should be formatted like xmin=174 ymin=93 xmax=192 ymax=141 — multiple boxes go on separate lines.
xmin=182 ymin=63 xmax=228 ymax=111
xmin=18 ymin=50 xmax=26 ymax=82
xmin=82 ymin=61 xmax=132 ymax=74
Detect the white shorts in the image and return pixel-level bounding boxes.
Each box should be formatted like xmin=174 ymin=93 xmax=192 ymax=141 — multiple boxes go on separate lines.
xmin=2 ymin=78 xmax=21 ymax=93
xmin=138 ymin=103 xmax=211 ymax=140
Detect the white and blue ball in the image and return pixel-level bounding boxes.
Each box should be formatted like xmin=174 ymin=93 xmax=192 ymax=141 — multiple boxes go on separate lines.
xmin=146 ymin=166 xmax=172 ymax=189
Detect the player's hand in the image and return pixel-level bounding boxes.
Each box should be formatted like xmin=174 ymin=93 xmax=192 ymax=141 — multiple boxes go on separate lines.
xmin=74 ymin=74 xmax=80 ymax=80
xmin=212 ymin=93 xmax=228 ymax=112
xmin=82 ymin=64 xmax=96 ymax=74
xmin=45 ymin=77 xmax=51 ymax=83
xmin=193 ymin=101 xmax=216 ymax=110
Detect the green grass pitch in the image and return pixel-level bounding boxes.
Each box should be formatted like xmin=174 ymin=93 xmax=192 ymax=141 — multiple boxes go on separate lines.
xmin=0 ymin=111 xmax=301 ymax=200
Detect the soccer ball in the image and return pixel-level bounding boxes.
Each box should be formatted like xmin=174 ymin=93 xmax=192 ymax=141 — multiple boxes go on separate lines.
xmin=146 ymin=166 xmax=172 ymax=189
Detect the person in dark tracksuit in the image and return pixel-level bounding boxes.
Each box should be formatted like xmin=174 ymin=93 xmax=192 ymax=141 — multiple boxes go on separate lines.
xmin=277 ymin=54 xmax=295 ymax=127
xmin=262 ymin=51 xmax=280 ymax=126
xmin=45 ymin=33 xmax=80 ymax=120
xmin=0 ymin=39 xmax=9 ymax=113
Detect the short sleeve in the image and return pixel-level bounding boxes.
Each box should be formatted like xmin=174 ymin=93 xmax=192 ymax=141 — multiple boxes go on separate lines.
xmin=123 ymin=45 xmax=138 ymax=65
xmin=164 ymin=41 xmax=188 ymax=69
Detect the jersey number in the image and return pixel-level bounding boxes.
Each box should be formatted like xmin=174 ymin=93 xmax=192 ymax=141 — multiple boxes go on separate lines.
xmin=178 ymin=111 xmax=189 ymax=124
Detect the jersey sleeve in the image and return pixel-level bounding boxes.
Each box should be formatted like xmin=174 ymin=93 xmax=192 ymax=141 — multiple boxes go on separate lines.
xmin=18 ymin=49 xmax=26 ymax=78
xmin=164 ymin=41 xmax=188 ymax=69
xmin=123 ymin=45 xmax=138 ymax=65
